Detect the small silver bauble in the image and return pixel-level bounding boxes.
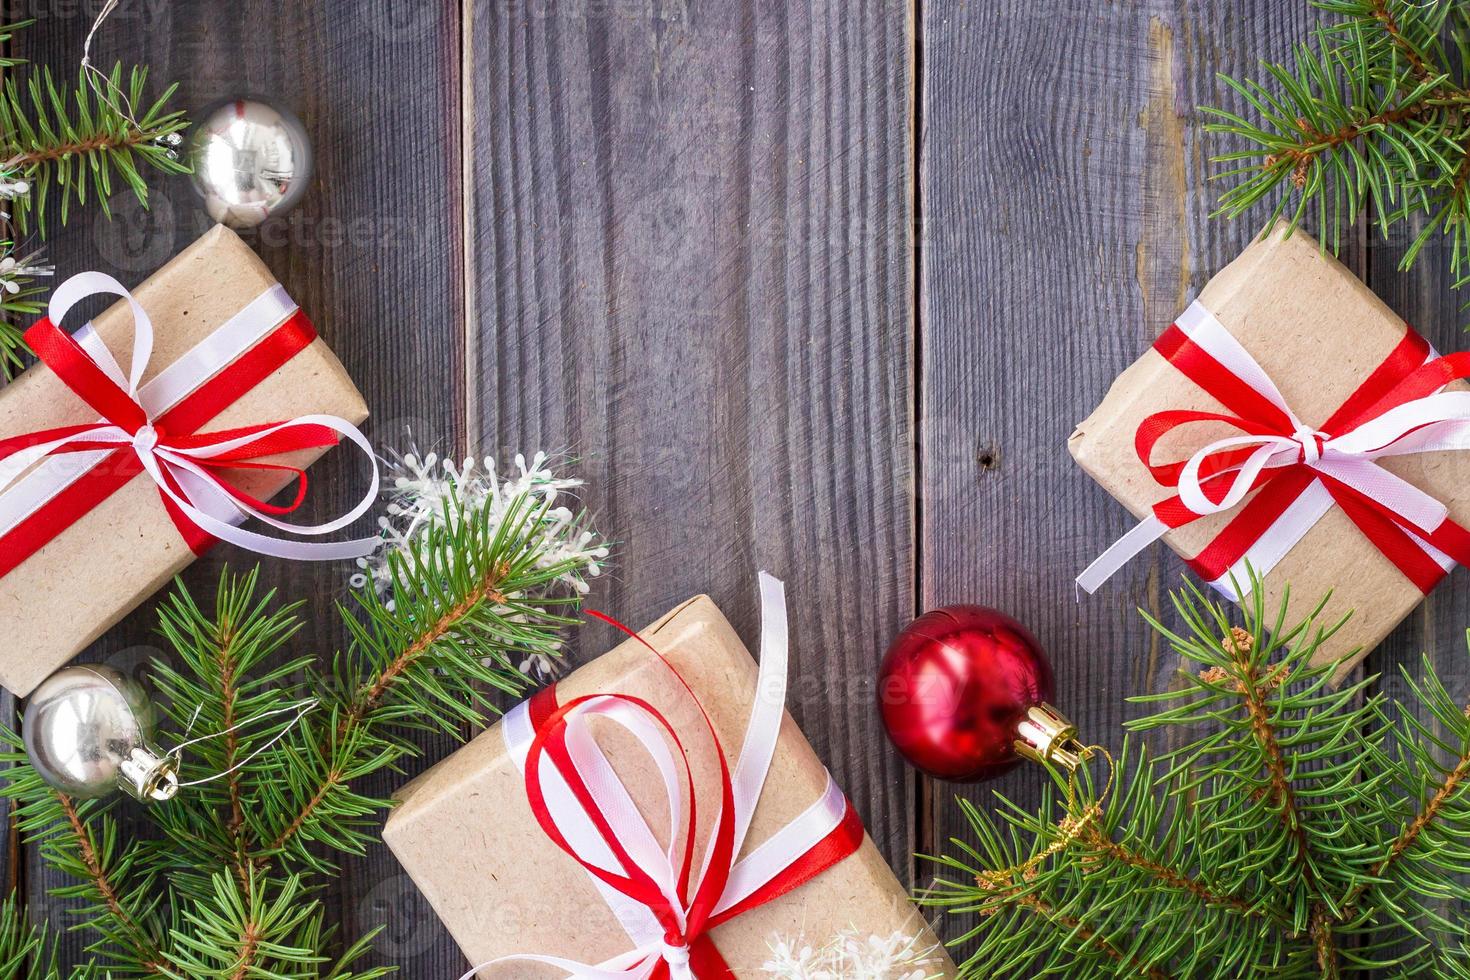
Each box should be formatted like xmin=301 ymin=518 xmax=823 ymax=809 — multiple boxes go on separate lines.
xmin=187 ymin=97 xmax=312 ymax=229
xmin=23 ymin=665 xmax=178 ymax=803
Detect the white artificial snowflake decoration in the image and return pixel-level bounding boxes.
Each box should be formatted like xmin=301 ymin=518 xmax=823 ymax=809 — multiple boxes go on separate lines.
xmin=0 ymin=250 xmax=51 ymax=294
xmin=351 ymin=446 xmax=609 ymax=679
xmin=762 ymin=928 xmax=943 ymax=980
xmin=0 ymin=177 xmax=30 ymax=220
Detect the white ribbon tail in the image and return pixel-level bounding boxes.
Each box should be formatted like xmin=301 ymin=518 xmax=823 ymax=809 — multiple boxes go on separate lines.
xmin=155 ymin=415 xmax=380 ymax=534
xmin=714 ymin=773 xmax=846 ymax=916
xmin=1077 ymin=514 xmax=1169 ymax=594
xmin=0 ymin=425 xmax=132 ymax=496
xmin=721 ymin=571 xmax=789 ymax=872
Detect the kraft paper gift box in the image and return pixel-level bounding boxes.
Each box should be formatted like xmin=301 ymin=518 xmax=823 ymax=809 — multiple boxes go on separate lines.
xmin=1071 ymin=229 xmax=1470 ymax=678
xmin=384 ymin=594 xmax=958 ymax=979
xmin=0 ymin=225 xmax=368 ymax=696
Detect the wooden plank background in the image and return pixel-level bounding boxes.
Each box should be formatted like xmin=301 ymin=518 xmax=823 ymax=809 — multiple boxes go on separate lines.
xmin=1 ymin=0 xmax=1468 ymax=975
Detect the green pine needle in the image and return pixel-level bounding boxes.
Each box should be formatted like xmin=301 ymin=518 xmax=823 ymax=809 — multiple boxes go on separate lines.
xmin=0 ymin=476 xmax=606 ymax=977
xmin=927 ymin=575 xmax=1470 ymax=977
xmin=1207 ymin=0 xmax=1470 ymax=315
xmin=0 ymin=63 xmax=189 ymax=235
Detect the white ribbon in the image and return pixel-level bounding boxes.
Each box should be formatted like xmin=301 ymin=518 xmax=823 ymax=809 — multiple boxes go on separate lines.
xmin=460 ymin=573 xmax=850 ymax=980
xmin=0 ymin=271 xmax=380 ymax=562
xmin=1079 ymin=301 xmax=1462 ymax=599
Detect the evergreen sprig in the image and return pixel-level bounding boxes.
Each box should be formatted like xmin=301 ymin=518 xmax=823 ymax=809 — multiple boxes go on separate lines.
xmin=1207 ymin=0 xmax=1470 ymax=304
xmin=0 ymin=21 xmax=189 ymax=374
xmin=0 ymin=471 xmax=604 ymax=978
xmin=928 ymin=578 xmax=1470 ymax=978
xmin=0 ymin=64 xmax=188 ymax=233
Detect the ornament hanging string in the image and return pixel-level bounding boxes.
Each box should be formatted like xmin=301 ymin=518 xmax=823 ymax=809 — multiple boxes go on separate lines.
xmin=79 ymin=0 xmax=142 ymax=131
xmin=168 ymin=697 xmax=319 ymax=788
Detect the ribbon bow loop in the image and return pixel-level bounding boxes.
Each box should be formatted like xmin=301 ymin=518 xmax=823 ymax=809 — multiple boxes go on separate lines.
xmin=0 ymin=271 xmax=381 ymax=571
xmin=1080 ymin=300 xmax=1470 ymax=600
xmin=463 ymin=574 xmax=865 ymax=980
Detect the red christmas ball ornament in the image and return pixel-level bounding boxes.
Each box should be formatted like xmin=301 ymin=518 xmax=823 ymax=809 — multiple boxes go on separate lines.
xmin=877 ymin=605 xmax=1084 ymax=782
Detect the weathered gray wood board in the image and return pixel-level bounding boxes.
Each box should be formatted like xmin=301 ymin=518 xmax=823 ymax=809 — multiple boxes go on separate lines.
xmin=455 ymin=0 xmax=914 ymax=973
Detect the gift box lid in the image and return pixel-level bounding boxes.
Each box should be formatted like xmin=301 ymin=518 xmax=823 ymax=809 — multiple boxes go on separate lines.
xmin=0 ymin=225 xmax=368 ymax=696
xmin=1070 ymin=229 xmax=1470 ymax=677
xmin=385 ymin=594 xmax=956 ymax=978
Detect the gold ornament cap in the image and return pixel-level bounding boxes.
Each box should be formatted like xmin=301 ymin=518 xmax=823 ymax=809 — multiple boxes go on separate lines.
xmin=1014 ymin=703 xmax=1089 ymax=771
xmin=118 ymin=747 xmax=180 ymax=803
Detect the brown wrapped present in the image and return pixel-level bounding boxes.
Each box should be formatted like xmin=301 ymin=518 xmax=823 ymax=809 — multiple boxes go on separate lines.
xmin=384 ymin=589 xmax=957 ymax=978
xmin=1071 ymin=229 xmax=1470 ymax=678
xmin=0 ymin=225 xmax=368 ymax=696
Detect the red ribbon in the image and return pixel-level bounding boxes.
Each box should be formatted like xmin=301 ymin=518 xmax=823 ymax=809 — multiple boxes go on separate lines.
xmin=0 ymin=309 xmax=337 ymax=580
xmin=1142 ymin=321 xmax=1470 ymax=592
xmin=519 ymin=614 xmax=865 ymax=979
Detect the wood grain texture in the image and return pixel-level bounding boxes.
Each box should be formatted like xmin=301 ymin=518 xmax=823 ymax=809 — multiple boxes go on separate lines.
xmin=452 ymin=0 xmax=915 ymax=973
xmin=918 ymin=0 xmax=1368 ymax=966
xmin=4 ymin=0 xmax=466 ymax=969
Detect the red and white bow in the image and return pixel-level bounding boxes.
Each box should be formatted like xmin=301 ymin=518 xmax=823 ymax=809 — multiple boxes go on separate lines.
xmin=1079 ymin=300 xmax=1470 ymax=599
xmin=460 ymin=573 xmax=864 ymax=980
xmin=0 ymin=271 xmax=379 ymax=570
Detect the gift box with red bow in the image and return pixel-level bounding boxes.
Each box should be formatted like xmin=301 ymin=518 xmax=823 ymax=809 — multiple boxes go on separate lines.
xmin=0 ymin=225 xmax=371 ymax=696
xmin=384 ymin=580 xmax=956 ymax=979
xmin=1071 ymin=229 xmax=1470 ymax=678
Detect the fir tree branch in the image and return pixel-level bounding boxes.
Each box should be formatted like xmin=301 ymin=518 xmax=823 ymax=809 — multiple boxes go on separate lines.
xmin=253 ymin=483 xmax=599 ymax=873
xmin=338 ymin=560 xmax=508 ymax=733
xmin=212 ymin=621 xmax=252 ymax=891
xmin=1343 ymin=716 xmax=1470 ymax=914
xmin=55 ymin=794 xmax=169 ymax=976
xmin=1366 ymin=0 xmax=1438 ymax=84
xmin=989 ymin=886 xmax=1175 ymax=980
xmin=258 ymin=557 xmax=510 ymax=862
xmin=255 ymin=558 xmax=513 ymax=866
xmin=1224 ymin=626 xmax=1323 ymax=900
xmin=1205 ymin=0 xmax=1470 ymax=312
xmin=258 ymin=771 xmax=342 ymax=862
xmin=1078 ymin=825 xmax=1268 ymax=922
xmin=0 ymin=64 xmax=188 ymax=234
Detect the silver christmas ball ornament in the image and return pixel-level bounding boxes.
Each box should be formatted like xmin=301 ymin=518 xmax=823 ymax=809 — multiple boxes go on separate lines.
xmin=187 ymin=97 xmax=312 ymax=229
xmin=23 ymin=665 xmax=178 ymax=803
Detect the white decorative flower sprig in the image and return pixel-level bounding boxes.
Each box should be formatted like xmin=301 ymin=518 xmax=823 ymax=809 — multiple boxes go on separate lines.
xmin=352 ymin=447 xmax=609 ymax=678
xmin=762 ymin=928 xmax=944 ymax=980
xmin=0 ymin=175 xmax=29 ymax=201
xmin=0 ymin=250 xmax=51 ymax=294
xmin=0 ymin=175 xmax=30 ymax=222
